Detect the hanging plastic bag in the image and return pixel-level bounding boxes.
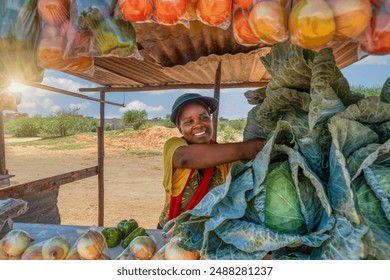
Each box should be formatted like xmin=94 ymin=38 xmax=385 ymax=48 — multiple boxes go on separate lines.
xmin=37 ymin=21 xmax=94 ymax=73
xmin=232 ymin=8 xmax=261 ymax=46
xmin=224 ymin=1 xmax=290 ymax=52
xmin=37 ymin=0 xmax=70 ymax=25
xmin=327 ymin=0 xmax=372 ymax=41
xmin=62 ymin=20 xmax=94 ymax=60
xmin=246 ymin=0 xmax=290 ymax=46
xmin=289 ymin=0 xmax=336 ymax=49
xmin=358 ymin=1 xmax=390 ymax=55
xmin=196 ymin=0 xmax=233 ymax=29
xmin=153 ymin=0 xmax=189 ymax=26
xmin=70 ymin=0 xmax=138 ymax=57
xmin=115 ymin=0 xmax=154 ymax=23
xmin=0 ymin=0 xmax=44 ymax=85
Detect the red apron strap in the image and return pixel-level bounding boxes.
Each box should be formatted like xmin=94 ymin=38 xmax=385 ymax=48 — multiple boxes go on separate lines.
xmin=167 ymin=139 xmax=215 ymax=221
xmin=184 ymin=166 xmax=213 ymax=212
xmin=168 ymin=169 xmax=194 ymax=221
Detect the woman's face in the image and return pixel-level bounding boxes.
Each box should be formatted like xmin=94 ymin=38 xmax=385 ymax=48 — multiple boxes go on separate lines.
xmin=177 ymin=101 xmax=213 ymax=144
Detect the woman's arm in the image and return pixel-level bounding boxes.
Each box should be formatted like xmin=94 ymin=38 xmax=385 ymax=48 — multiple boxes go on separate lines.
xmin=172 ymin=138 xmax=265 ymax=169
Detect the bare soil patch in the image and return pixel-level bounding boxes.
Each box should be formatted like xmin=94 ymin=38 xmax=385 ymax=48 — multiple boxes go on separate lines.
xmin=4 ymin=126 xmax=182 ymax=229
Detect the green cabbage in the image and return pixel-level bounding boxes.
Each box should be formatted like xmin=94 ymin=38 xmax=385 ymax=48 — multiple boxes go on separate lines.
xmin=171 ymin=43 xmax=390 ymax=260
xmin=265 ymin=161 xmax=305 ymax=234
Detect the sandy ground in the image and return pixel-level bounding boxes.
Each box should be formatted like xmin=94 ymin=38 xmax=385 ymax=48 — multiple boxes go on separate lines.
xmin=4 ymin=126 xmax=182 ymax=229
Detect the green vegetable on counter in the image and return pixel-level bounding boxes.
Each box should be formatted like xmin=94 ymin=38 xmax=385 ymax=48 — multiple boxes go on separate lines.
xmin=101 ymin=227 xmax=122 ymax=248
xmin=117 ymin=219 xmax=138 ymax=238
xmin=121 ymin=227 xmax=148 ymax=249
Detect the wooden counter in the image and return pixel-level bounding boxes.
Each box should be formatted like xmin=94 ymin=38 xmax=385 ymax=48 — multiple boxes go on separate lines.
xmin=12 ymin=222 xmax=164 ymax=259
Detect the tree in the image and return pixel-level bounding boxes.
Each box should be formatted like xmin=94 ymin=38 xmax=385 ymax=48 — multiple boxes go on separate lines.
xmin=161 ymin=114 xmax=175 ymax=128
xmin=41 ymin=108 xmax=91 ymax=137
xmin=5 ymin=116 xmax=43 ymax=137
xmin=121 ymin=110 xmax=147 ymax=130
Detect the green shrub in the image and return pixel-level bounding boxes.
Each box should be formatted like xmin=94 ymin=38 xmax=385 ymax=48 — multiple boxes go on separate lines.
xmin=5 ymin=116 xmax=42 ymax=137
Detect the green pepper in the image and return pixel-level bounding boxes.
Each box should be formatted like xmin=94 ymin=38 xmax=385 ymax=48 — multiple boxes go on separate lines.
xmin=117 ymin=219 xmax=139 ymax=237
xmin=121 ymin=227 xmax=148 ymax=249
xmin=101 ymin=227 xmax=122 ymax=248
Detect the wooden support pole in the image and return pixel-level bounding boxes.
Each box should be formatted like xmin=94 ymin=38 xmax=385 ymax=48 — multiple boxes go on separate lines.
xmin=98 ymin=91 xmax=105 ymax=226
xmin=0 ymin=112 xmax=6 ymax=175
xmin=78 ymin=82 xmax=268 ymax=93
xmin=23 ymin=83 xmax=125 ymax=107
xmin=212 ymin=61 xmax=222 ymax=142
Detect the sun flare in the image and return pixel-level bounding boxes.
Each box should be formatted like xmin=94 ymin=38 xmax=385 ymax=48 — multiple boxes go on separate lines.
xmin=8 ymin=80 xmax=27 ymax=93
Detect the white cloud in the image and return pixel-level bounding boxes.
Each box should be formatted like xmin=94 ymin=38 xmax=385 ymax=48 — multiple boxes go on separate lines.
xmin=119 ymin=100 xmax=164 ymax=114
xmin=355 ymin=55 xmax=389 ymax=66
xmin=18 ymin=101 xmax=37 ymax=110
xmin=49 ymin=105 xmax=62 ymax=114
xmin=69 ymin=102 xmax=91 ymax=111
xmin=42 ymin=98 xmax=55 ymax=109
xmin=43 ymin=76 xmax=94 ymax=94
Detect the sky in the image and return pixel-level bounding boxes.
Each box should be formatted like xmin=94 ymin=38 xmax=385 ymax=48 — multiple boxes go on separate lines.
xmin=6 ymin=54 xmax=390 ymax=120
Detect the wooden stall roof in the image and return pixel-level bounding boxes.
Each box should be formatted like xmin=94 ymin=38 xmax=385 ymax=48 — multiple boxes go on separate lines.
xmin=65 ymin=21 xmax=360 ymax=92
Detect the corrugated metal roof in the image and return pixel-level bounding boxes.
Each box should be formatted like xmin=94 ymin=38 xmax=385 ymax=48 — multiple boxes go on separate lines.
xmin=65 ymin=21 xmax=360 ymax=91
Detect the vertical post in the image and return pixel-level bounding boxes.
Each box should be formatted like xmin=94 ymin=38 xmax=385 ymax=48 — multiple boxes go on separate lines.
xmin=0 ymin=112 xmax=6 ymax=174
xmin=98 ymin=91 xmax=105 ymax=226
xmin=212 ymin=61 xmax=222 ymax=142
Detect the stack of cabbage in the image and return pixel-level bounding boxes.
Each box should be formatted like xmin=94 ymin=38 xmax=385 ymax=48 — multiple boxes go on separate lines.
xmin=169 ymin=43 xmax=390 ymax=260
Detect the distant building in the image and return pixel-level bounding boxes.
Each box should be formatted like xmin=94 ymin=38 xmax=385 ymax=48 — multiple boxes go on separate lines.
xmin=105 ymin=118 xmax=124 ymax=130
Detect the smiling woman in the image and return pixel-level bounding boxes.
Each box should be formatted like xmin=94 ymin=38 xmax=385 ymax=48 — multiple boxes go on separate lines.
xmin=157 ymin=92 xmax=265 ymax=229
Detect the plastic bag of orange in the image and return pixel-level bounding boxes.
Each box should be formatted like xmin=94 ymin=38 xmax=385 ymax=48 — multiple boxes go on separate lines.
xmin=327 ymin=0 xmax=372 ymax=41
xmin=289 ymin=0 xmax=335 ymax=49
xmin=153 ymin=0 xmax=188 ymax=25
xmin=196 ymin=0 xmax=233 ymax=29
xmin=247 ymin=0 xmax=290 ymax=46
xmin=232 ymin=8 xmax=261 ymax=46
xmin=359 ymin=1 xmax=390 ymax=55
xmin=116 ymin=0 xmax=153 ymax=23
xmin=69 ymin=0 xmax=138 ymax=57
xmin=37 ymin=0 xmax=70 ymax=25
xmin=0 ymin=0 xmax=44 ymax=85
xmin=37 ymin=21 xmax=94 ymax=73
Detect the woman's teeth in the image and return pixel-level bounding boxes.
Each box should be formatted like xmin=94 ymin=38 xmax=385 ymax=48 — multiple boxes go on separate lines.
xmin=194 ymin=131 xmax=206 ymax=136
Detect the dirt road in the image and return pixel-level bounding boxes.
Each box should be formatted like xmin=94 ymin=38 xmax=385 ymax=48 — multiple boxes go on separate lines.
xmin=4 ymin=126 xmax=182 ymax=229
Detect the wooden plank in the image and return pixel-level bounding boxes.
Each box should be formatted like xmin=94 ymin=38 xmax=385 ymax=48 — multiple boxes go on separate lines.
xmin=98 ymin=91 xmax=105 ymax=227
xmin=22 ymin=83 xmax=125 ymax=107
xmin=0 ymin=166 xmax=98 ymax=198
xmin=213 ymin=61 xmax=222 ymax=142
xmin=0 ymin=112 xmax=6 ymax=175
xmin=78 ymin=82 xmax=268 ymax=93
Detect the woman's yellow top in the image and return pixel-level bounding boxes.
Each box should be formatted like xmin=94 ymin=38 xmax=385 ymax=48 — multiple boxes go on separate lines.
xmin=158 ymin=137 xmax=231 ymax=228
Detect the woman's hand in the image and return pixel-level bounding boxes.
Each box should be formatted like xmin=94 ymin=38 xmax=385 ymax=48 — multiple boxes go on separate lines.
xmin=241 ymin=138 xmax=265 ymax=160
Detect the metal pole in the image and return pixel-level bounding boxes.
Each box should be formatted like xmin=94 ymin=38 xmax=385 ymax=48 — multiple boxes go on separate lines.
xmin=213 ymin=61 xmax=222 ymax=142
xmin=98 ymin=91 xmax=105 ymax=226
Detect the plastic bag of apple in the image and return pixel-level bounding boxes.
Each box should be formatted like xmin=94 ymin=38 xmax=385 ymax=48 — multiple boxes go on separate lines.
xmin=0 ymin=229 xmax=111 ymax=260
xmin=0 ymin=228 xmax=201 ymax=260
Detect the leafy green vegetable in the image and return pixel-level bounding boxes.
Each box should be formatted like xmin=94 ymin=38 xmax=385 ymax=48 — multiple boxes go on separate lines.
xmin=265 ymin=161 xmax=305 ymax=234
xmin=170 ymin=43 xmax=390 ymax=260
xmin=380 ymin=77 xmax=390 ymax=103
